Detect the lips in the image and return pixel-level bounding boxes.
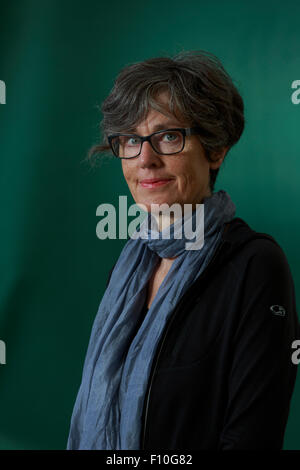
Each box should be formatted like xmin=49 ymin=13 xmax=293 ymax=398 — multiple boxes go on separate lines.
xmin=140 ymin=178 xmax=173 ymax=188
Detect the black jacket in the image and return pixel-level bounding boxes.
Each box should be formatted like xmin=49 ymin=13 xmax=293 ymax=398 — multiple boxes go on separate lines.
xmin=105 ymin=217 xmax=299 ymax=450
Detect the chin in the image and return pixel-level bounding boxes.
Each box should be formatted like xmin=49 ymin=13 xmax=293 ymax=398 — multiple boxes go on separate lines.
xmin=136 ymin=199 xmax=182 ymax=213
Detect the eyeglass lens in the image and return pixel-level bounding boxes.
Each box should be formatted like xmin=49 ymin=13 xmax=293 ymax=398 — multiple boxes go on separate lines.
xmin=111 ymin=130 xmax=184 ymax=158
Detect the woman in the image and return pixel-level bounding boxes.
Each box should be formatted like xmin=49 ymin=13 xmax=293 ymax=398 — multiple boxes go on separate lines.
xmin=67 ymin=50 xmax=298 ymax=450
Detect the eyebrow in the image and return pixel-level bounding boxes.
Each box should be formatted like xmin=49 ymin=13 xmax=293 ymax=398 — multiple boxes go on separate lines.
xmin=130 ymin=122 xmax=184 ymax=134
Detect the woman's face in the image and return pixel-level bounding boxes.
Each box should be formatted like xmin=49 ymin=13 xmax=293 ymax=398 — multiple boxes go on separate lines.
xmin=121 ymin=92 xmax=227 ymax=214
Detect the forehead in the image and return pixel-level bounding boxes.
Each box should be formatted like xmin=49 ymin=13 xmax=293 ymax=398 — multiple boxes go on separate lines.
xmin=132 ymin=94 xmax=188 ymax=133
xmin=133 ymin=110 xmax=182 ymax=132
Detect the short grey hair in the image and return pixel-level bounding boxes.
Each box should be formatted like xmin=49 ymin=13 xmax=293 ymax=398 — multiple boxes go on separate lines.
xmin=88 ymin=50 xmax=245 ymax=191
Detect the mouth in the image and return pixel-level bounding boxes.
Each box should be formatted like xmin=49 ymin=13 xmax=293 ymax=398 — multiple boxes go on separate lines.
xmin=139 ymin=178 xmax=174 ymax=189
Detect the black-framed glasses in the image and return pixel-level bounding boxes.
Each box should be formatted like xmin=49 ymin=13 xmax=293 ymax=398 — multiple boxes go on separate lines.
xmin=107 ymin=127 xmax=202 ymax=159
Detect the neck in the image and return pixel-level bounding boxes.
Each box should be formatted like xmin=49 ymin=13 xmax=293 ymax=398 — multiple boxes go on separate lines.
xmin=155 ymin=213 xmax=175 ymax=232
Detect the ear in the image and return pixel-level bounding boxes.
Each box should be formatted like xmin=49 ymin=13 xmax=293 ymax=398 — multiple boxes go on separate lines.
xmin=209 ymin=147 xmax=229 ymax=170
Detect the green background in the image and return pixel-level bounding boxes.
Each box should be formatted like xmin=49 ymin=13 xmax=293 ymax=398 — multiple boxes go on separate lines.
xmin=0 ymin=0 xmax=299 ymax=450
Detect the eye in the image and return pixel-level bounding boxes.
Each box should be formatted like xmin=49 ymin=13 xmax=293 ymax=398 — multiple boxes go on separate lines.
xmin=127 ymin=137 xmax=140 ymax=146
xmin=162 ymin=132 xmax=179 ymax=142
xmin=119 ymin=136 xmax=140 ymax=147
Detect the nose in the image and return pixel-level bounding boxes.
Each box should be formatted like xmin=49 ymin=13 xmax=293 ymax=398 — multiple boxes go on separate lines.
xmin=139 ymin=140 xmax=161 ymax=166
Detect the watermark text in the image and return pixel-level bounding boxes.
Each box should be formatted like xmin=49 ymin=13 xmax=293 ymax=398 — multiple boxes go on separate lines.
xmin=291 ymin=80 xmax=300 ymax=104
xmin=0 ymin=340 xmax=6 ymax=365
xmin=96 ymin=196 xmax=205 ymax=251
xmin=0 ymin=80 xmax=6 ymax=104
xmin=291 ymin=339 xmax=300 ymax=365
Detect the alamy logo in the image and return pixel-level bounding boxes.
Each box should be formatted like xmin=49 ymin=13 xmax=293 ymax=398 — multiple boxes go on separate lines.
xmin=0 ymin=80 xmax=6 ymax=104
xmin=96 ymin=196 xmax=205 ymax=251
xmin=0 ymin=340 xmax=6 ymax=364
xmin=291 ymin=340 xmax=300 ymax=365
xmin=291 ymin=80 xmax=300 ymax=104
xmin=270 ymin=305 xmax=286 ymax=316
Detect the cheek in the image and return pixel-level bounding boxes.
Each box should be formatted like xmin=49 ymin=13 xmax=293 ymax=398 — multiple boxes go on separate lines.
xmin=121 ymin=162 xmax=132 ymax=183
xmin=179 ymin=161 xmax=201 ymax=184
xmin=181 ymin=162 xmax=209 ymax=194
xmin=122 ymin=164 xmax=140 ymax=195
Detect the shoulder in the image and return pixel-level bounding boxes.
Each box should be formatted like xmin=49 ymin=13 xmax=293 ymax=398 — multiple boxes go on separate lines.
xmin=226 ymin=217 xmax=294 ymax=288
xmin=223 ymin=220 xmax=298 ymax=341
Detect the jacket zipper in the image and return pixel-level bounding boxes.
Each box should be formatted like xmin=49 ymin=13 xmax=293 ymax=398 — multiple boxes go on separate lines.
xmin=140 ymin=239 xmax=226 ymax=449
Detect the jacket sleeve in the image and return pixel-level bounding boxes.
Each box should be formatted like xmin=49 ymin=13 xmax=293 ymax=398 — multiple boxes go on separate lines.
xmin=219 ymin=239 xmax=299 ymax=450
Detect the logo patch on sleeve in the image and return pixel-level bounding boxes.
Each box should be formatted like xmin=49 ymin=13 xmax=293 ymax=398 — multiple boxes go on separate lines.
xmin=270 ymin=305 xmax=286 ymax=316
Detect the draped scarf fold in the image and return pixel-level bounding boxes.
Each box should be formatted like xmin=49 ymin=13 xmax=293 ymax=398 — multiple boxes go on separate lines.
xmin=67 ymin=190 xmax=236 ymax=449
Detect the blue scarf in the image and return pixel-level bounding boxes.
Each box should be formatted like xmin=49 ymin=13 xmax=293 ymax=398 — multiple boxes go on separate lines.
xmin=67 ymin=190 xmax=236 ymax=449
